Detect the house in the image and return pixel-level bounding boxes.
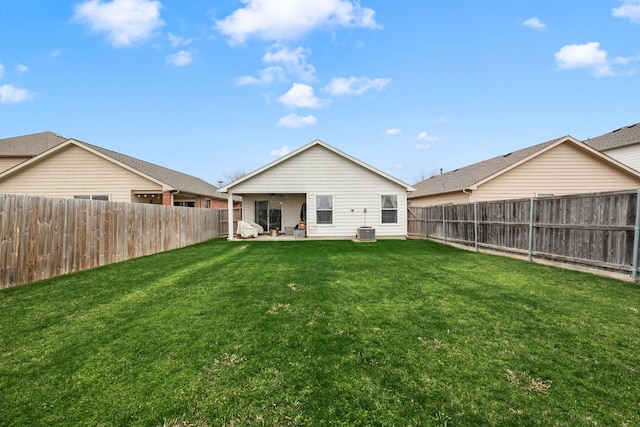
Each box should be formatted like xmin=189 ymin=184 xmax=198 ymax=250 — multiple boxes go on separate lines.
xmin=584 ymin=122 xmax=640 ymax=171
xmin=0 ymin=131 xmax=226 ymax=208
xmin=409 ymin=135 xmax=640 ymax=206
xmin=218 ymin=139 xmax=415 ymax=240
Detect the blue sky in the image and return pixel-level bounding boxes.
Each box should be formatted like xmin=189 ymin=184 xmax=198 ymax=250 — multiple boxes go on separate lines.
xmin=2 ymin=1 xmax=640 ymax=186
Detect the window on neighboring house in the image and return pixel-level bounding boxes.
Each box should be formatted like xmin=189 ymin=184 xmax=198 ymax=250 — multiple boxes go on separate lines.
xmin=316 ymin=195 xmax=333 ymax=224
xmin=174 ymin=201 xmax=196 ymax=207
xmin=381 ymin=195 xmax=398 ymax=223
xmin=74 ymin=195 xmax=109 ymax=201
xmin=204 ymin=199 xmax=211 ymax=208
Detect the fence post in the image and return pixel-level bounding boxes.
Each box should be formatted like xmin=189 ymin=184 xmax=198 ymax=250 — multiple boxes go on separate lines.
xmin=424 ymin=206 xmax=428 ymax=239
xmin=474 ymin=202 xmax=479 ymax=252
xmin=632 ymin=190 xmax=640 ymax=282
xmin=528 ymin=197 xmax=535 ymax=262
xmin=442 ymin=205 xmax=446 ymax=245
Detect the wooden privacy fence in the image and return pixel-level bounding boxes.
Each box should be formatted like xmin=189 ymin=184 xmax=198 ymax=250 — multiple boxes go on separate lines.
xmin=408 ymin=189 xmax=640 ymax=280
xmin=0 ymin=194 xmax=240 ymax=288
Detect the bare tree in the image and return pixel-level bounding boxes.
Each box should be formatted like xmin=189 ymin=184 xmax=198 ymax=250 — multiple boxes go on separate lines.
xmin=218 ymin=169 xmax=249 ymax=186
xmin=412 ymin=166 xmax=442 ymax=184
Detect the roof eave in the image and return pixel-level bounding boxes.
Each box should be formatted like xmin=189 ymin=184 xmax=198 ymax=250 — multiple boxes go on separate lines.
xmin=219 ymin=139 xmax=415 ymax=193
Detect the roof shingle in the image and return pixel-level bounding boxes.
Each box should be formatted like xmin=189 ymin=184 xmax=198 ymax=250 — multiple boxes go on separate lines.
xmin=584 ymin=122 xmax=640 ymax=151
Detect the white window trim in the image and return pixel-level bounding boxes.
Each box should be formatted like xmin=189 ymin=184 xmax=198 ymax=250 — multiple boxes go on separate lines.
xmin=380 ymin=194 xmax=399 ymax=225
xmin=316 ymin=195 xmax=334 ymax=225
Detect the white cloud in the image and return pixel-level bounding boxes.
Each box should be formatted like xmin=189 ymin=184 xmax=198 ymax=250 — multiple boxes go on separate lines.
xmin=270 ymin=145 xmax=291 ymax=156
xmin=523 ymin=17 xmax=546 ymax=29
xmin=15 ymin=64 xmax=28 ymax=74
xmin=613 ymin=0 xmax=640 ymax=22
xmin=166 ymin=50 xmax=193 ymax=66
xmin=415 ymin=144 xmax=431 ymax=150
xmin=278 ymin=83 xmax=329 ymax=108
xmin=236 ymin=66 xmax=285 ymax=85
xmin=263 ymin=45 xmax=315 ymax=81
xmin=555 ymin=42 xmax=614 ymax=77
xmin=614 ymin=54 xmax=640 ymax=65
xmin=74 ymin=0 xmax=165 ymax=47
xmin=0 ymin=63 xmax=4 ymax=79
xmin=278 ymin=114 xmax=318 ymax=128
xmin=394 ymin=162 xmax=404 ymax=169
xmin=237 ymin=45 xmax=315 ymax=85
xmin=214 ymin=0 xmax=381 ymax=45
xmin=385 ymin=128 xmax=401 ymax=136
xmin=324 ymin=76 xmax=390 ymax=96
xmin=416 ymin=131 xmax=440 ymax=142
xmin=0 ymin=84 xmax=31 ymax=104
xmin=51 ymin=50 xmax=63 ymax=58
xmin=168 ymin=33 xmax=192 ymax=47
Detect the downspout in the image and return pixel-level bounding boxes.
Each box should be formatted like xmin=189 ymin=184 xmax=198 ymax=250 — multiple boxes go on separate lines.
xmin=462 ymin=188 xmax=472 ymax=203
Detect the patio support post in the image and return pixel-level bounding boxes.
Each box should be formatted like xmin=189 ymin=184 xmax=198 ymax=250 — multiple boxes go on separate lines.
xmin=227 ymin=192 xmax=234 ymax=241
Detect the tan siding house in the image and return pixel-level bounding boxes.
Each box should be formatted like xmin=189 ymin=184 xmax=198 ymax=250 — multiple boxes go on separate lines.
xmin=0 ymin=131 xmax=225 ymax=207
xmin=410 ymin=136 xmax=640 ymax=206
xmin=219 ymin=140 xmax=415 ymax=239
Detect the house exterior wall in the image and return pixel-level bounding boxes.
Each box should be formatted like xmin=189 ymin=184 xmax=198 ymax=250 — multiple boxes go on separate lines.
xmin=0 ymin=157 xmax=28 ymax=173
xmin=229 ymin=145 xmax=409 ymax=237
xmin=0 ymin=144 xmax=162 ymax=202
xmin=240 ymin=194 xmax=306 ymax=232
xmin=409 ymin=143 xmax=640 ymax=206
xmin=601 ymin=145 xmax=640 ymax=172
xmin=473 ymin=143 xmax=640 ymax=201
xmin=409 ymin=191 xmax=470 ymax=207
xmin=207 ymin=198 xmax=228 ymax=209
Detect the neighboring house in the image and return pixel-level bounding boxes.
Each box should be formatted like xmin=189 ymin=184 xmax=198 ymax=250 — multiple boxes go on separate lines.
xmin=0 ymin=131 xmax=226 ymax=208
xmin=410 ymin=135 xmax=640 ymax=207
xmin=218 ymin=139 xmax=415 ymax=240
xmin=584 ymin=122 xmax=640 ymax=171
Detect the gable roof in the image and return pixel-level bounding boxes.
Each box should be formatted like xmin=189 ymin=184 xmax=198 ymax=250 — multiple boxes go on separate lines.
xmin=410 ymin=135 xmax=640 ymax=199
xmin=219 ymin=139 xmax=415 ymax=193
xmin=584 ymin=122 xmax=640 ymax=151
xmin=0 ymin=131 xmax=67 ymax=156
xmin=0 ymin=132 xmax=223 ymax=199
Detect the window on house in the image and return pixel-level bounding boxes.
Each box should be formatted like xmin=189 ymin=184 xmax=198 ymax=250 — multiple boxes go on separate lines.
xmin=74 ymin=195 xmax=109 ymax=201
xmin=174 ymin=201 xmax=196 ymax=207
xmin=316 ymin=195 xmax=333 ymax=224
xmin=204 ymin=199 xmax=211 ymax=208
xmin=381 ymin=195 xmax=398 ymax=223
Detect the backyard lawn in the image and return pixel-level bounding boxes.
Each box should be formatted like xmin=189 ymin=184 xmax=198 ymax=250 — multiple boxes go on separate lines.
xmin=0 ymin=239 xmax=638 ymax=426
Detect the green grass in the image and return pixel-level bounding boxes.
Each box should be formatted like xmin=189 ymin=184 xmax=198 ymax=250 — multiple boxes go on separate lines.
xmin=1 ymin=239 xmax=639 ymax=426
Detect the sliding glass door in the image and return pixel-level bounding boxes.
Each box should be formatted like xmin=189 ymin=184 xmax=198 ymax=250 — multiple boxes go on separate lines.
xmin=255 ymin=200 xmax=282 ymax=231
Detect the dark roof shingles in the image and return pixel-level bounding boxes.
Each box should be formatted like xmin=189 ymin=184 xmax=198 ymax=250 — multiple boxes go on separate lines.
xmin=584 ymin=122 xmax=640 ymax=151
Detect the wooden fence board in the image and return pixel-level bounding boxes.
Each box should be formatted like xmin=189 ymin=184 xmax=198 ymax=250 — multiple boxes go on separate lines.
xmin=0 ymin=194 xmax=226 ymax=288
xmin=408 ymin=190 xmax=640 ymax=278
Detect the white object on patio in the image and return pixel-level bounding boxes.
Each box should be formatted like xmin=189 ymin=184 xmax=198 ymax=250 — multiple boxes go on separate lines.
xmin=236 ymin=220 xmax=259 ymax=238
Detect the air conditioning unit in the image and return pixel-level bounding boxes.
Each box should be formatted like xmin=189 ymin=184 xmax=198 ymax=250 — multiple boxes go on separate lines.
xmin=357 ymin=226 xmax=375 ymax=241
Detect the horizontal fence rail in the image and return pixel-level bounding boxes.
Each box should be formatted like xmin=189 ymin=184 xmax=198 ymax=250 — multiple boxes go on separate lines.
xmin=0 ymin=194 xmax=240 ymax=288
xmin=408 ymin=189 xmax=640 ymax=280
